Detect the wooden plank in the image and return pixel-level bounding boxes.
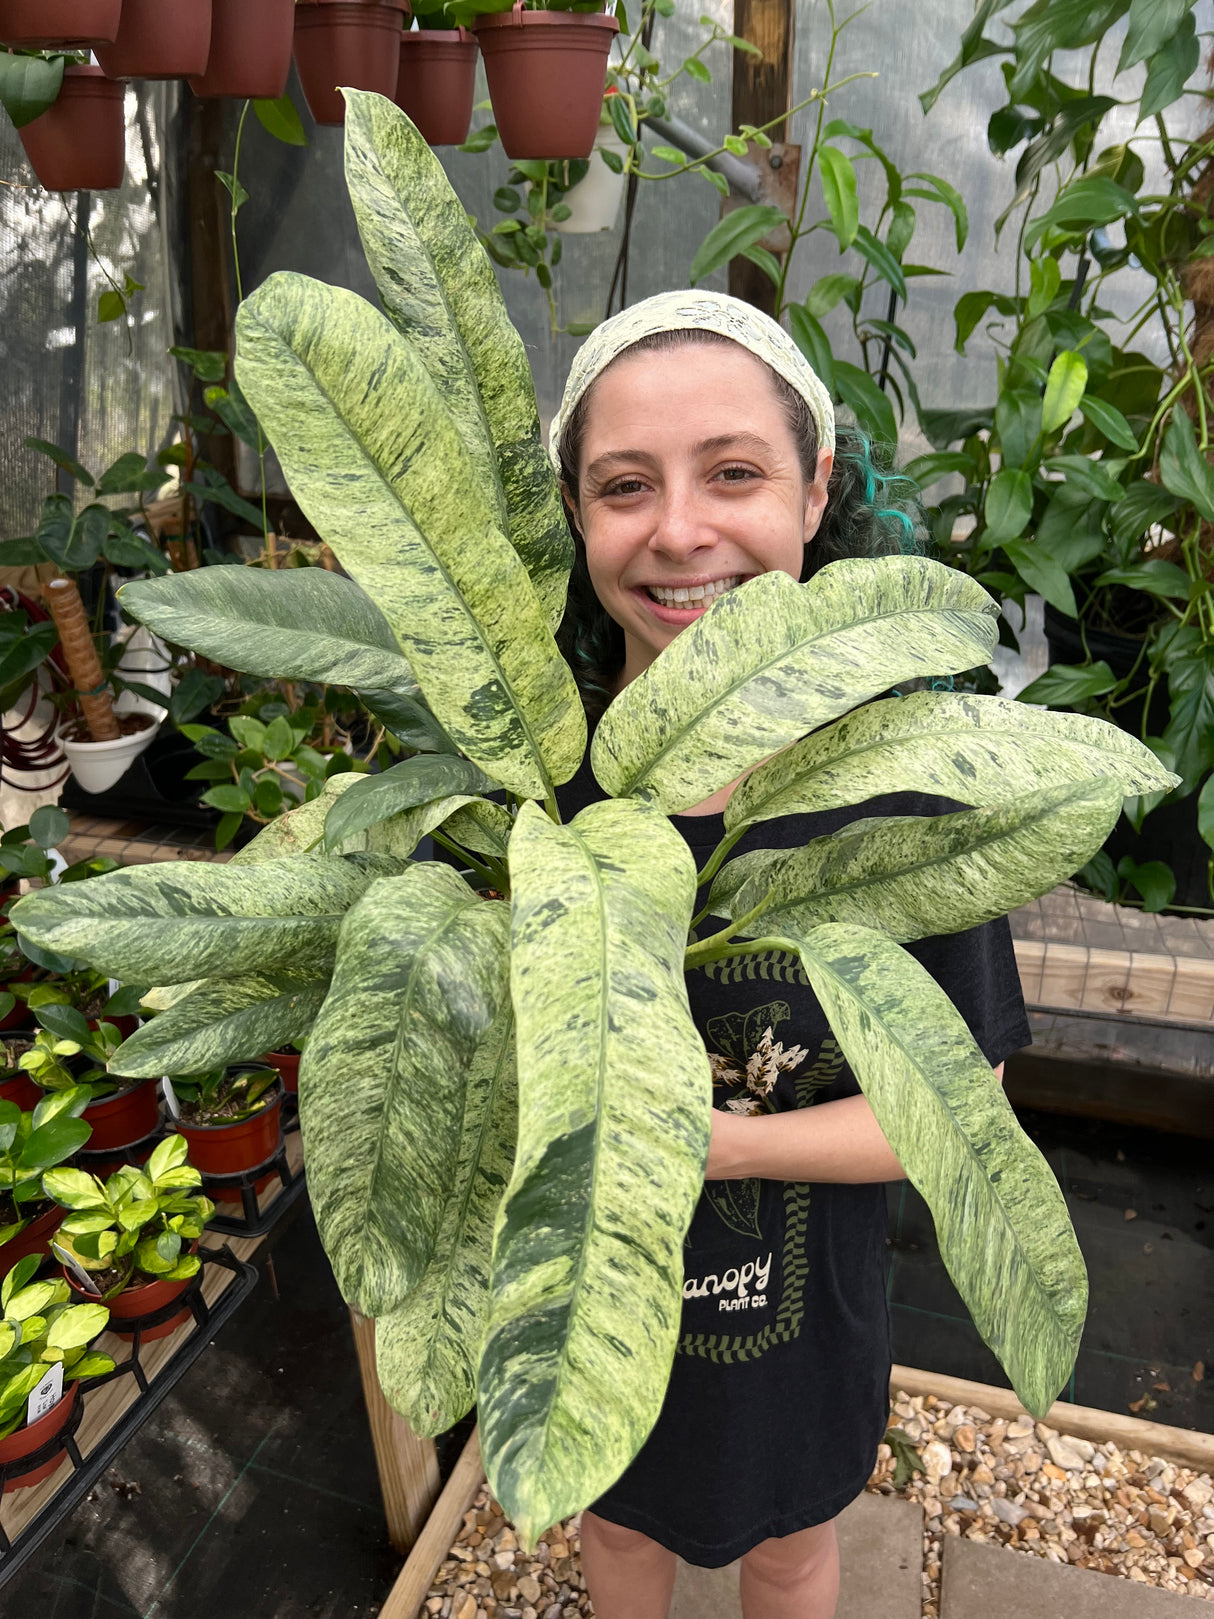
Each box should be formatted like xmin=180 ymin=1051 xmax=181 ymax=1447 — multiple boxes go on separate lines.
xmin=349 ymin=1310 xmax=441 ymax=1556
xmin=1014 ymin=939 xmax=1214 ymax=1026
xmin=1004 ymin=1050 xmax=1214 ymax=1141
xmin=380 ymin=1427 xmax=485 ymax=1619
xmin=891 ymin=1364 xmax=1214 ymax=1473
xmin=729 ymin=0 xmax=795 ymax=314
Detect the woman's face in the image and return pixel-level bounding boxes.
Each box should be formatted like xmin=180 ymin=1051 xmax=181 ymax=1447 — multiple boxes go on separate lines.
xmin=571 ymin=342 xmax=832 ymax=688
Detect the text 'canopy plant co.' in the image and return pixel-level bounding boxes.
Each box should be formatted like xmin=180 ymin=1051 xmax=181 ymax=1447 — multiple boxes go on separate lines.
xmin=10 ymin=90 xmax=1179 ymax=1547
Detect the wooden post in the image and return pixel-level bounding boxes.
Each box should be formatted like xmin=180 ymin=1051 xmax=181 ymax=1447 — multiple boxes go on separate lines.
xmin=184 ymin=96 xmax=238 ymax=491
xmin=729 ymin=0 xmax=796 ymax=316
xmin=349 ymin=1309 xmax=442 ymax=1555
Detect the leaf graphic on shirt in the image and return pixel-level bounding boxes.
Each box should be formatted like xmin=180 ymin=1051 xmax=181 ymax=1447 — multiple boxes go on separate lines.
xmin=703 ymin=1178 xmax=764 ymax=1241
xmin=705 ymin=1002 xmax=792 ymax=1063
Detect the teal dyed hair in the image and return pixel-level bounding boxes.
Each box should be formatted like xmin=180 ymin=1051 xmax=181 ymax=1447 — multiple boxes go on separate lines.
xmin=555 ymin=328 xmax=929 ymax=719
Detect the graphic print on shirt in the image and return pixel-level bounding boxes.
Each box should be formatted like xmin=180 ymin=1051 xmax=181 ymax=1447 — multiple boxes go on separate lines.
xmin=678 ymin=951 xmax=846 ymax=1365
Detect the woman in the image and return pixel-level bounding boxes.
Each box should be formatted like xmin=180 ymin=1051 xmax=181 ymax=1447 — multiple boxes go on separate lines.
xmin=548 ymin=292 xmax=1030 ymax=1619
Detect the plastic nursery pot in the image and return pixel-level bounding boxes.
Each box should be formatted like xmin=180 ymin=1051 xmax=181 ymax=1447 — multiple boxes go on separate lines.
xmin=293 ymin=0 xmax=408 ymax=127
xmin=17 ymin=65 xmax=125 ymax=193
xmin=261 ymin=1051 xmax=299 ymax=1094
xmin=174 ymin=1078 xmax=284 ymax=1178
xmin=65 ymin=1264 xmax=193 ymax=1344
xmin=472 ymin=6 xmax=619 ymax=161
xmin=189 ymin=0 xmax=294 ymax=99
xmin=395 ymin=28 xmax=478 ymax=146
xmin=96 ymin=0 xmax=213 ymax=79
xmin=0 ymin=1382 xmax=78 ymax=1494
xmin=56 ymin=712 xmax=161 ymax=795
xmin=0 ymin=1201 xmax=66 ymax=1272
xmin=81 ymin=1077 xmax=160 ymax=1153
xmin=74 ymin=1122 xmax=161 ymax=1182
xmin=0 ymin=0 xmax=120 ymax=47
xmin=0 ymin=1070 xmax=43 ymax=1114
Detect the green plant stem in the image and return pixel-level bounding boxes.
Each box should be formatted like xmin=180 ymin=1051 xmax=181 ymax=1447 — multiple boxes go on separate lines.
xmin=683 ymin=888 xmax=776 ymax=969
xmin=431 ymin=829 xmax=498 ymax=890
xmin=685 ymin=926 xmax=786 ymax=973
xmin=690 ymin=826 xmax=747 ymax=926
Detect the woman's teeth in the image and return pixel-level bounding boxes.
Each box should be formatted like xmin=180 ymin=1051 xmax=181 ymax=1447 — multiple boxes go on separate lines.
xmin=647 ymin=576 xmax=741 ymax=608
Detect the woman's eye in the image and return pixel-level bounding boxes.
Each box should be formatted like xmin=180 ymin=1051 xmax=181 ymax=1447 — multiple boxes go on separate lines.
xmin=604 ymin=477 xmax=648 ymax=496
xmin=716 ymin=465 xmax=759 ymax=483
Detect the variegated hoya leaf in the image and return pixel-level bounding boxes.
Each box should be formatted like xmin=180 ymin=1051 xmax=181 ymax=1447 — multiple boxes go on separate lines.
xmin=322 ymin=756 xmax=496 ymax=850
xmin=726 ymin=690 xmax=1180 ymax=831
xmin=784 ymin=922 xmax=1087 ymax=1415
xmin=713 ymin=779 xmax=1125 ymax=942
xmin=111 ymin=973 xmax=328 ymax=1078
xmin=479 ymin=798 xmax=711 ymax=1547
xmin=10 ymin=853 xmax=404 ymax=986
xmin=375 ymin=1001 xmax=517 ymax=1437
xmin=117 ymin=566 xmax=418 ymax=696
xmin=234 ymin=273 xmax=585 ymax=798
xmin=441 ymin=800 xmax=514 ymax=861
xmin=301 ymin=863 xmax=511 ymax=1317
xmin=343 ymin=90 xmax=572 ymax=631
xmin=591 ymin=559 xmax=999 ymax=812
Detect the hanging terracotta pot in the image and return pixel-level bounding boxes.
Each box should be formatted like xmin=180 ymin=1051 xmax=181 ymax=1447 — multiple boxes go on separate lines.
xmin=0 ymin=1383 xmax=78 ymax=1494
xmin=293 ymin=0 xmax=407 ymax=128
xmin=96 ymin=0 xmax=213 ymax=80
xmin=395 ymin=27 xmax=477 ymax=147
xmin=80 ymin=1077 xmax=160 ymax=1152
xmin=0 ymin=0 xmax=120 ymax=48
xmin=17 ymin=65 xmax=125 ymax=193
xmin=189 ymin=0 xmax=294 ymax=100
xmin=472 ymin=5 xmax=618 ymax=161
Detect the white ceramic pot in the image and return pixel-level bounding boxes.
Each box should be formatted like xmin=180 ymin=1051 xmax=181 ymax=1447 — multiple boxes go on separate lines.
xmin=552 ymin=131 xmax=630 ymax=234
xmin=56 ymin=715 xmax=161 ymax=795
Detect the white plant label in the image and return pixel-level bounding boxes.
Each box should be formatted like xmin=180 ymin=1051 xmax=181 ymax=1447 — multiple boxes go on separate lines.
xmin=26 ymin=1361 xmax=64 ymax=1425
xmin=162 ymin=1076 xmax=181 ymax=1120
xmin=51 ymin=1241 xmax=102 ymax=1295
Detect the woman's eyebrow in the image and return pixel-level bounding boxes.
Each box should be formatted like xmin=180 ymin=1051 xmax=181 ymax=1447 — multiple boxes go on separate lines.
xmin=583 ymin=432 xmax=777 ymax=483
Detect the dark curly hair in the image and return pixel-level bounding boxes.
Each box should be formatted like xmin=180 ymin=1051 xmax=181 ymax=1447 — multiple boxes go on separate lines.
xmin=554 ymin=328 xmax=928 ymax=721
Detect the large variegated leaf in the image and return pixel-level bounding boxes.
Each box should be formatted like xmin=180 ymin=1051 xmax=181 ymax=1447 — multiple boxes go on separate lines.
xmin=117 ymin=567 xmax=418 ymax=696
xmin=479 ymin=798 xmax=711 ymax=1547
xmin=343 ymin=90 xmax=572 ymax=630
xmin=112 ymin=973 xmax=328 ymax=1078
xmin=713 ymin=779 xmax=1125 ymax=941
xmin=591 ymin=559 xmax=999 ymax=812
xmin=234 ymin=273 xmax=585 ymax=798
xmin=442 ymin=800 xmax=514 ymax=861
xmin=11 ymin=853 xmax=404 ymax=985
xmin=301 ymin=863 xmax=510 ymax=1316
xmin=726 ymin=690 xmax=1180 ymax=830
xmin=375 ymin=1001 xmax=516 ymax=1436
xmin=322 ymin=756 xmax=496 ymax=849
xmin=783 ymin=922 xmax=1086 ymax=1415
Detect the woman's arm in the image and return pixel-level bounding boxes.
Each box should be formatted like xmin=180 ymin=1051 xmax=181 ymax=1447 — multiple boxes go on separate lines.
xmin=704 ymin=1065 xmax=1006 ymax=1184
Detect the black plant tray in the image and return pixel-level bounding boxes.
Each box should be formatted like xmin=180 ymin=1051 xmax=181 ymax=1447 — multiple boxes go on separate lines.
xmin=198 ymin=1111 xmax=306 ymax=1240
xmin=0 ymin=1244 xmax=257 ymax=1586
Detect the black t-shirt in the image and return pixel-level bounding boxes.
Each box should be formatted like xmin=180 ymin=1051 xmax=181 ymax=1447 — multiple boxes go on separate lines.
xmin=556 ymin=746 xmax=1031 ymax=1566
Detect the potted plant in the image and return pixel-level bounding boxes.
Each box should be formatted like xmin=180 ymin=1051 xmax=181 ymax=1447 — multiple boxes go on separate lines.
xmin=0 ymin=0 xmax=120 ymax=47
xmin=293 ymin=0 xmax=407 ymax=127
xmin=44 ymin=1134 xmax=215 ymax=1342
xmin=21 ymin=1014 xmax=160 ymax=1152
xmin=0 ymin=1253 xmax=114 ymax=1492
xmin=395 ymin=8 xmax=479 ymax=147
xmin=95 ymin=0 xmax=213 ymax=80
xmin=261 ymin=1041 xmax=303 ymax=1093
xmin=456 ymin=0 xmax=619 ymax=160
xmin=188 ymin=0 xmax=295 ymax=100
xmin=0 ymin=51 xmax=124 ymax=192
xmin=165 ymin=1064 xmax=283 ymax=1178
xmin=0 ymin=1087 xmax=91 ymax=1270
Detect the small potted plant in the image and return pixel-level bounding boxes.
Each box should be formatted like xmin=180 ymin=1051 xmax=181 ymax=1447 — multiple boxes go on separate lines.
xmin=395 ymin=5 xmax=479 ymax=147
xmin=293 ymin=0 xmax=408 ymax=127
xmin=0 ymin=50 xmax=125 ymax=192
xmin=95 ymin=0 xmax=213 ymax=80
xmin=167 ymin=1065 xmax=284 ymax=1178
xmin=21 ymin=1012 xmax=160 ymax=1152
xmin=0 ymin=1087 xmax=92 ymax=1271
xmin=189 ymin=0 xmax=296 ymax=99
xmin=0 ymin=0 xmax=121 ymax=47
xmin=261 ymin=1042 xmax=302 ymax=1094
xmin=0 ymin=1253 xmax=114 ymax=1493
xmin=44 ymin=1134 xmax=215 ymax=1342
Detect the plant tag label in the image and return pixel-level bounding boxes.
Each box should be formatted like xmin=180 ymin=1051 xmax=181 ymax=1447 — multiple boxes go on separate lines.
xmin=162 ymin=1076 xmax=180 ymax=1119
xmin=26 ymin=1362 xmax=64 ymax=1425
xmin=51 ymin=1241 xmax=103 ymax=1295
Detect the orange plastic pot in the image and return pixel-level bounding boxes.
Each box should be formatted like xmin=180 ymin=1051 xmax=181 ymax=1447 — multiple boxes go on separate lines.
xmin=472 ymin=6 xmax=618 ymax=161
xmin=294 ymin=0 xmax=406 ymax=126
xmin=0 ymin=1071 xmax=43 ymax=1113
xmin=262 ymin=1051 xmax=299 ymax=1094
xmin=189 ymin=0 xmax=294 ymax=99
xmin=175 ymin=1080 xmax=283 ymax=1177
xmin=65 ymin=1260 xmax=194 ymax=1343
xmin=395 ymin=28 xmax=477 ymax=146
xmin=18 ymin=65 xmax=125 ymax=192
xmin=0 ymin=1202 xmax=65 ymax=1272
xmin=0 ymin=0 xmax=120 ymax=47
xmin=96 ymin=0 xmax=212 ymax=79
xmin=0 ymin=1383 xmax=78 ymax=1494
xmin=81 ymin=1078 xmax=160 ymax=1153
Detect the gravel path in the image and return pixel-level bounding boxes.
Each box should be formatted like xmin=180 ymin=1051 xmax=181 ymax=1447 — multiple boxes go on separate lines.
xmin=424 ymin=1390 xmax=1214 ymax=1618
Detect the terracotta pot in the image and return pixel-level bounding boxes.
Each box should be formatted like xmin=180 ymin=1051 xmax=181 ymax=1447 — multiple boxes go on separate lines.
xmin=66 ymin=1264 xmax=193 ymax=1343
xmin=74 ymin=1123 xmax=161 ymax=1182
xmin=262 ymin=1051 xmax=299 ymax=1094
xmin=293 ymin=0 xmax=406 ymax=127
xmin=395 ymin=28 xmax=477 ymax=146
xmin=175 ymin=1080 xmax=283 ymax=1177
xmin=0 ymin=0 xmax=120 ymax=48
xmin=189 ymin=0 xmax=294 ymax=99
xmin=96 ymin=0 xmax=213 ymax=79
xmin=472 ymin=7 xmax=618 ymax=161
xmin=0 ymin=1382 xmax=78 ymax=1494
xmin=17 ymin=65 xmax=125 ymax=193
xmin=0 ymin=1201 xmax=65 ymax=1272
xmin=0 ymin=1071 xmax=43 ymax=1114
xmin=81 ymin=1078 xmax=160 ymax=1153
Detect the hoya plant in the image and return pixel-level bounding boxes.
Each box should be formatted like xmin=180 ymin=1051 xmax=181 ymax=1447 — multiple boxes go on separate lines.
xmin=11 ymin=92 xmax=1177 ymax=1545
xmin=0 ymin=1253 xmax=115 ymax=1438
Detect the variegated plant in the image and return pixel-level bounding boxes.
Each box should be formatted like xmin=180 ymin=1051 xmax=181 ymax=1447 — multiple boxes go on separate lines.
xmin=11 ymin=92 xmax=1178 ymax=1547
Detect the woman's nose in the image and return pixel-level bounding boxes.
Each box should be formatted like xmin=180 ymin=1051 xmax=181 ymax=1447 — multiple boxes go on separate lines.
xmin=648 ymin=483 xmax=716 ymax=559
